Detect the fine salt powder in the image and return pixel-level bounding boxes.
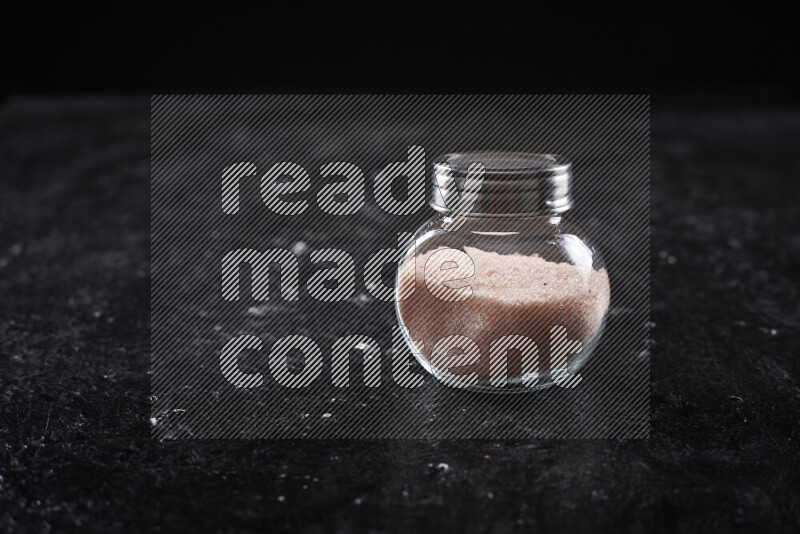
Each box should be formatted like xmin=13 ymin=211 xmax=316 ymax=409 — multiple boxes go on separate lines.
xmin=397 ymin=246 xmax=610 ymax=381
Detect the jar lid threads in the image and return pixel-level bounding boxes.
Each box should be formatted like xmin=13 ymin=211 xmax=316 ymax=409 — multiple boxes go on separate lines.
xmin=431 ymin=151 xmax=572 ymax=217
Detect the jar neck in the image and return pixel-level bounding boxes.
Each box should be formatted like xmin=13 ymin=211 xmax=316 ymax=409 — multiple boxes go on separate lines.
xmin=439 ymin=213 xmax=566 ymax=233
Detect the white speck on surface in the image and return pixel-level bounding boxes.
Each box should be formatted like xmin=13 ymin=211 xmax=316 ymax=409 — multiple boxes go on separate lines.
xmin=487 ymin=491 xmax=495 ymax=500
xmin=352 ymin=293 xmax=371 ymax=306
xmin=149 ymin=417 xmax=158 ymax=426
xmin=93 ymin=310 xmax=103 ymax=318
xmin=667 ymin=255 xmax=676 ymax=265
xmin=291 ymin=241 xmax=308 ymax=256
xmin=354 ymin=497 xmax=364 ymax=505
xmin=322 ymin=413 xmax=332 ymax=418
xmin=277 ymin=496 xmax=285 ymax=502
xmin=436 ymin=463 xmax=449 ymax=472
xmin=245 ymin=302 xmax=283 ymax=316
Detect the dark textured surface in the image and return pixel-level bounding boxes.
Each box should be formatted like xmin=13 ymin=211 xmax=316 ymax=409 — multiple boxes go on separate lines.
xmin=0 ymin=97 xmax=799 ymax=532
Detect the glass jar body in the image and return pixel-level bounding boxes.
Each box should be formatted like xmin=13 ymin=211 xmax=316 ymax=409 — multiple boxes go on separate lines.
xmin=395 ymin=214 xmax=610 ymax=392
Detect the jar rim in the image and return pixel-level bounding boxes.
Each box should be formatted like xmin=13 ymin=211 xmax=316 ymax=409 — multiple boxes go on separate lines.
xmin=431 ymin=151 xmax=573 ymax=216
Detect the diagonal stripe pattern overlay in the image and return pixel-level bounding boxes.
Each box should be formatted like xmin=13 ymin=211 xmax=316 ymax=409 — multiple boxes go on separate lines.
xmin=151 ymin=95 xmax=650 ymax=439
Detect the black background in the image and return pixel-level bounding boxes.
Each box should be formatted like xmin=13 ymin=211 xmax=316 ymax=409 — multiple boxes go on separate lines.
xmin=3 ymin=5 xmax=797 ymax=100
xmin=1 ymin=4 xmax=799 ymax=533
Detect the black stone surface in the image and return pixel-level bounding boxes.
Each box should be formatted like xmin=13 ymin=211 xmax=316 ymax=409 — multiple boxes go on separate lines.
xmin=0 ymin=97 xmax=799 ymax=532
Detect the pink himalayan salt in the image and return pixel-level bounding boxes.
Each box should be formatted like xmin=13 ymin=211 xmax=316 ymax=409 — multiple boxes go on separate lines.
xmin=397 ymin=246 xmax=610 ymax=381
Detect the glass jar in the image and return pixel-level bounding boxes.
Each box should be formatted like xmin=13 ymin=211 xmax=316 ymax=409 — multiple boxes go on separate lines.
xmin=395 ymin=152 xmax=610 ymax=392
